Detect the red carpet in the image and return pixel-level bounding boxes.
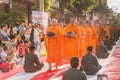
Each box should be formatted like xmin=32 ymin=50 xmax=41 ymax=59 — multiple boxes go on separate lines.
xmin=31 ymin=58 xmax=71 ymax=80
xmin=31 ymin=58 xmax=81 ymax=80
xmin=31 ymin=69 xmax=63 ymax=80
xmin=0 ymin=57 xmax=47 ymax=80
xmin=0 ymin=66 xmax=23 ymax=80
xmin=102 ymin=40 xmax=120 ymax=80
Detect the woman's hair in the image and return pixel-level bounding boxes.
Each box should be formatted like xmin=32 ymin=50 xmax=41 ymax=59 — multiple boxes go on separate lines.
xmin=1 ymin=24 xmax=7 ymax=29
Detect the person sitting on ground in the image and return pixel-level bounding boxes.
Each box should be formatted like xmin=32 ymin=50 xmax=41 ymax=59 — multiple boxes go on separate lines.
xmin=5 ymin=35 xmax=17 ymax=52
xmin=62 ymin=57 xmax=87 ymax=80
xmin=81 ymin=46 xmax=102 ymax=75
xmin=0 ymin=46 xmax=16 ymax=71
xmin=96 ymin=41 xmax=109 ymax=58
xmin=104 ymin=36 xmax=112 ymax=50
xmin=109 ymin=35 xmax=116 ymax=45
xmin=0 ymin=24 xmax=10 ymax=42
xmin=24 ymin=40 xmax=30 ymax=54
xmin=18 ymin=40 xmax=25 ymax=61
xmin=6 ymin=35 xmax=19 ymax=64
xmin=24 ymin=46 xmax=44 ymax=73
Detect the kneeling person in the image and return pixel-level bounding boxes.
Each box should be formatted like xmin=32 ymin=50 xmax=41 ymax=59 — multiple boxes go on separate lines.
xmin=96 ymin=41 xmax=109 ymax=58
xmin=81 ymin=46 xmax=101 ymax=75
xmin=24 ymin=46 xmax=44 ymax=73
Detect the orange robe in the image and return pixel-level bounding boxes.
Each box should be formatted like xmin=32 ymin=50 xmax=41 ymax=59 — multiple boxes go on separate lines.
xmin=83 ymin=27 xmax=88 ymax=54
xmin=104 ymin=26 xmax=110 ymax=38
xmin=58 ymin=26 xmax=66 ymax=59
xmin=95 ymin=26 xmax=100 ymax=45
xmin=78 ymin=27 xmax=85 ymax=57
xmin=81 ymin=27 xmax=87 ymax=56
xmin=83 ymin=26 xmax=93 ymax=54
xmin=64 ymin=24 xmax=80 ymax=60
xmin=90 ymin=26 xmax=98 ymax=52
xmin=45 ymin=26 xmax=64 ymax=66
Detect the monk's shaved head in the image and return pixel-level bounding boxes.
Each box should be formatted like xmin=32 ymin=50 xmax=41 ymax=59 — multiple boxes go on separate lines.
xmin=70 ymin=17 xmax=75 ymax=25
xmin=74 ymin=19 xmax=79 ymax=25
xmin=51 ymin=18 xmax=58 ymax=26
xmin=51 ymin=18 xmax=57 ymax=22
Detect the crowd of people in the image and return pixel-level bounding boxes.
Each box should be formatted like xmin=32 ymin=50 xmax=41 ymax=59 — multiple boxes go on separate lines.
xmin=0 ymin=20 xmax=45 ymax=72
xmin=0 ymin=16 xmax=120 ymax=79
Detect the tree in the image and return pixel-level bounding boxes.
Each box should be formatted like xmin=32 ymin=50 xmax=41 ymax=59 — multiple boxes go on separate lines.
xmin=92 ymin=4 xmax=111 ymax=25
xmin=13 ymin=0 xmax=36 ymax=21
xmin=93 ymin=4 xmax=110 ymax=17
xmin=0 ymin=8 xmax=26 ymax=27
xmin=58 ymin=0 xmax=75 ymax=10
xmin=69 ymin=0 xmax=97 ymax=18
xmin=44 ymin=0 xmax=51 ymax=12
xmin=33 ymin=0 xmax=51 ymax=12
xmin=57 ymin=0 xmax=75 ymax=20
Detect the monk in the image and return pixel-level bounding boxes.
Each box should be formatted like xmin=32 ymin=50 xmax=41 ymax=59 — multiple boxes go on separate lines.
xmin=94 ymin=23 xmax=100 ymax=45
xmin=88 ymin=22 xmax=98 ymax=52
xmin=58 ymin=22 xmax=66 ymax=59
xmin=80 ymin=21 xmax=87 ymax=55
xmin=64 ymin=17 xmax=80 ymax=61
xmin=74 ymin=19 xmax=84 ymax=58
xmin=58 ymin=22 xmax=64 ymax=28
xmin=104 ymin=25 xmax=110 ymax=38
xmin=83 ymin=22 xmax=93 ymax=54
xmin=93 ymin=24 xmax=99 ymax=52
xmin=44 ymin=18 xmax=64 ymax=70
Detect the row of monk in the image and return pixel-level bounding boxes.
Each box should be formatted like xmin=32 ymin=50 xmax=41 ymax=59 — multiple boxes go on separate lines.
xmin=44 ymin=17 xmax=120 ymax=70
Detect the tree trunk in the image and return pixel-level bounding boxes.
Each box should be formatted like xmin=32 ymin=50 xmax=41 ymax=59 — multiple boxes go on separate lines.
xmin=60 ymin=2 xmax=65 ymax=23
xmin=5 ymin=3 xmax=10 ymax=13
xmin=27 ymin=2 xmax=32 ymax=22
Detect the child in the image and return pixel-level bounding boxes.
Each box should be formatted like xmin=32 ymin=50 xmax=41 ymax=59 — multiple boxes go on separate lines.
xmin=24 ymin=40 xmax=30 ymax=54
xmin=16 ymin=30 xmax=21 ymax=42
xmin=18 ymin=40 xmax=25 ymax=61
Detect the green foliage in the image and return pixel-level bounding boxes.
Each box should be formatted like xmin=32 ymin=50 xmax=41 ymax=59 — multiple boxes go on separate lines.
xmin=93 ymin=4 xmax=110 ymax=16
xmin=32 ymin=0 xmax=52 ymax=12
xmin=110 ymin=15 xmax=120 ymax=26
xmin=69 ymin=0 xmax=97 ymax=16
xmin=33 ymin=3 xmax=39 ymax=11
xmin=0 ymin=12 xmax=8 ymax=24
xmin=58 ymin=0 xmax=75 ymax=10
xmin=44 ymin=0 xmax=51 ymax=12
xmin=0 ymin=8 xmax=26 ymax=27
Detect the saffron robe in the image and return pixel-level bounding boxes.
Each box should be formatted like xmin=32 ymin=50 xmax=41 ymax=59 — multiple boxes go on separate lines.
xmin=45 ymin=26 xmax=64 ymax=66
xmin=64 ymin=24 xmax=80 ymax=60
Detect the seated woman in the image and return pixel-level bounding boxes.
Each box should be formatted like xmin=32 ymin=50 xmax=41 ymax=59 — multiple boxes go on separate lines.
xmin=0 ymin=46 xmax=16 ymax=72
xmin=96 ymin=41 xmax=109 ymax=58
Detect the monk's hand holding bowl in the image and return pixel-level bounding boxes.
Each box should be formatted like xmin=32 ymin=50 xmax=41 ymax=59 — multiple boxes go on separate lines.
xmin=51 ymin=35 xmax=57 ymax=38
xmin=47 ymin=31 xmax=55 ymax=38
xmin=66 ymin=32 xmax=77 ymax=38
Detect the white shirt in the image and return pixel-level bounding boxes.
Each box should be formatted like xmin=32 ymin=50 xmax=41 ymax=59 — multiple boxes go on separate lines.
xmin=0 ymin=51 xmax=7 ymax=62
xmin=13 ymin=26 xmax=18 ymax=35
xmin=34 ymin=28 xmax=41 ymax=43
